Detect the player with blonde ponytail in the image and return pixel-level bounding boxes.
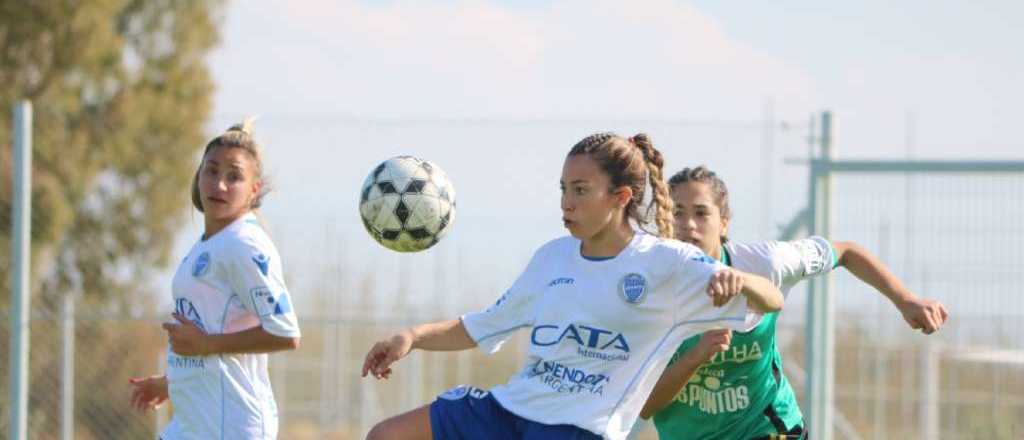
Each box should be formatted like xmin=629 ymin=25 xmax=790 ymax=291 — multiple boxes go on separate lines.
xmin=129 ymin=119 xmax=301 ymax=440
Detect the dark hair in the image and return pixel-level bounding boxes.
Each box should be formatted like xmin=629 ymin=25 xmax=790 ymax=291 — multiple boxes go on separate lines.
xmin=668 ymin=165 xmax=731 ymax=241
xmin=190 ymin=118 xmax=269 ymax=212
xmin=568 ymin=132 xmax=674 ymax=239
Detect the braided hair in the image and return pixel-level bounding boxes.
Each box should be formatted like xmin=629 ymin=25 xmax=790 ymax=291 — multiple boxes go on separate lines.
xmin=568 ymin=132 xmax=675 ymax=239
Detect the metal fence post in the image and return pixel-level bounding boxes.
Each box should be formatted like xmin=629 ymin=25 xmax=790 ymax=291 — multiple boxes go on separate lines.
xmin=806 ymin=110 xmax=835 ymax=439
xmin=61 ymin=293 xmax=76 ymax=440
xmin=9 ymin=100 xmax=33 ymax=440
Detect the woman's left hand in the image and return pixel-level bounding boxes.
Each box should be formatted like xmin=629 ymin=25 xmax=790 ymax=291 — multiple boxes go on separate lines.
xmin=163 ymin=313 xmax=212 ymax=356
xmin=896 ymin=296 xmax=949 ymax=335
xmin=707 ymin=269 xmax=745 ymax=307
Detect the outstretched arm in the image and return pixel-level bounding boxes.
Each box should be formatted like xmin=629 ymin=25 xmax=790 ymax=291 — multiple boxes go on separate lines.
xmin=833 ymin=241 xmax=948 ymax=334
xmin=362 ymin=319 xmax=476 ymax=379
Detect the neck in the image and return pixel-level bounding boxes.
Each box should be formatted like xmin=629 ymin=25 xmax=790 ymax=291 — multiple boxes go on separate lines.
xmin=704 ymin=243 xmax=722 ymax=260
xmin=203 ymin=213 xmax=246 ymax=240
xmin=581 ymin=221 xmax=634 ymax=258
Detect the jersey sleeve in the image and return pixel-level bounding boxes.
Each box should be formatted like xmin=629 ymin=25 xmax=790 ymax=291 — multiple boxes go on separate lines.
xmin=461 ymin=249 xmax=546 ymax=354
xmin=672 ymin=247 xmax=760 ymax=332
xmin=771 ymin=236 xmax=837 ymax=290
xmin=226 ymin=239 xmax=301 ymax=338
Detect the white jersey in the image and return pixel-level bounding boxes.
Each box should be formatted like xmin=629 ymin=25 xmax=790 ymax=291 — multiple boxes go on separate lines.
xmin=461 ymin=233 xmax=760 ymax=440
xmin=161 ymin=213 xmax=300 ymax=440
xmin=724 ymin=236 xmax=837 ymax=297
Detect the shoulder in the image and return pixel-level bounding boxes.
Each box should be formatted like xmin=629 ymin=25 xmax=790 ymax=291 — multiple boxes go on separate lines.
xmin=220 ymin=219 xmax=280 ymax=263
xmin=637 ymin=234 xmax=704 ymax=260
xmin=533 ymin=235 xmax=576 ymax=260
xmin=632 ymin=235 xmax=716 ymax=278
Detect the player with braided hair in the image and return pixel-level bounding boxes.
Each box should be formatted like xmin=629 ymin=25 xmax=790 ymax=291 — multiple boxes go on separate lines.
xmin=361 ymin=133 xmax=785 ymax=440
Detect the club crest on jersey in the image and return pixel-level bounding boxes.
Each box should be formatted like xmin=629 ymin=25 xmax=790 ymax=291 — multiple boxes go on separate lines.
xmin=619 ymin=273 xmax=647 ymax=304
xmin=252 ymin=253 xmax=270 ymax=276
xmin=192 ymin=252 xmax=211 ymax=278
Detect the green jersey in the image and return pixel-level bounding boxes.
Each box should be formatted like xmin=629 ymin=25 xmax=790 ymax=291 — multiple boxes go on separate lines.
xmin=653 ymin=238 xmax=837 ymax=439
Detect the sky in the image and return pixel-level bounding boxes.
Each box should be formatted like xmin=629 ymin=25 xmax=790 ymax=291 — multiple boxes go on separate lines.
xmin=211 ymin=0 xmax=1023 ymax=156
xmin=165 ymin=0 xmax=1024 ymax=329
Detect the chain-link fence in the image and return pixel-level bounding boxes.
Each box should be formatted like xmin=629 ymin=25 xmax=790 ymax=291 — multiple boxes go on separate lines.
xmin=3 ymin=118 xmax=1021 ymax=439
xmin=804 ymin=172 xmax=1024 ymax=439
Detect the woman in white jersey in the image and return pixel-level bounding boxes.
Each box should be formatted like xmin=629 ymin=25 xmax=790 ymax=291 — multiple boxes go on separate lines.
xmin=129 ymin=120 xmax=301 ymax=440
xmin=361 ymin=133 xmax=785 ymax=440
xmin=639 ymin=166 xmax=948 ymax=439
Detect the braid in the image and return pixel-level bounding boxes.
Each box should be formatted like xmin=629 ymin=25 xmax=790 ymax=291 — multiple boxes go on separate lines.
xmin=631 ymin=134 xmax=675 ymax=239
xmin=570 ymin=132 xmax=616 ymax=155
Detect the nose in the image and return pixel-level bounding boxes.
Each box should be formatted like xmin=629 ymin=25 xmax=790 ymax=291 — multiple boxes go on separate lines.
xmin=679 ymin=214 xmax=696 ymax=231
xmin=561 ymin=192 xmax=573 ymax=213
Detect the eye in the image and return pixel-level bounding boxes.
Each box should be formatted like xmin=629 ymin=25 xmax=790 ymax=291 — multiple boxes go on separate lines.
xmin=575 ymin=187 xmax=586 ymax=195
xmin=227 ymin=171 xmax=244 ymax=183
xmin=204 ymin=166 xmax=217 ymax=176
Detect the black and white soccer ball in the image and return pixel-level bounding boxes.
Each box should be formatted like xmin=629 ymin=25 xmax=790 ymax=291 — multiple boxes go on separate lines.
xmin=359 ymin=156 xmax=456 ymax=252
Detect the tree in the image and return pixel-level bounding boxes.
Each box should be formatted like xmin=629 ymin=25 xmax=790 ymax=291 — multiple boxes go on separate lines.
xmin=1 ymin=0 xmax=224 ymax=307
xmin=1 ymin=1 xmax=225 ymax=437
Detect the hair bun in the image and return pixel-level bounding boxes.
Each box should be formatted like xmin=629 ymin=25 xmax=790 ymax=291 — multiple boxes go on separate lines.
xmin=227 ymin=116 xmax=257 ymax=135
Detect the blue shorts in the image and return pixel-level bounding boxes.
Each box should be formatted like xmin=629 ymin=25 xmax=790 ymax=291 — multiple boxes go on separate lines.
xmin=429 ymin=386 xmax=602 ymax=440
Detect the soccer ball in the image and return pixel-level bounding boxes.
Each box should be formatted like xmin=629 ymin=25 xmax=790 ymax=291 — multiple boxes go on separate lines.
xmin=359 ymin=156 xmax=456 ymax=252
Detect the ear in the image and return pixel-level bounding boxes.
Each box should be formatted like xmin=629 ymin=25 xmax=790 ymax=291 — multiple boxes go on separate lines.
xmin=614 ymin=186 xmax=633 ymax=208
xmin=250 ymin=179 xmax=262 ymax=202
xmin=720 ymin=216 xmax=730 ymax=237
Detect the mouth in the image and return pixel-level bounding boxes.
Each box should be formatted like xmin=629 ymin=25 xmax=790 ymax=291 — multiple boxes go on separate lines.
xmin=563 ymin=218 xmax=574 ymax=228
xmin=206 ymin=196 xmax=227 ymax=205
xmin=681 ymin=236 xmax=700 ymax=245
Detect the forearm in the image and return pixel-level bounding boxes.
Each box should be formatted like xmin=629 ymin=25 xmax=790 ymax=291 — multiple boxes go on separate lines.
xmin=409 ymin=319 xmax=477 ymax=351
xmin=640 ymin=349 xmax=711 ymax=419
xmin=834 ymin=241 xmax=915 ymax=305
xmin=207 ymin=326 xmax=300 ymax=355
xmin=739 ymin=271 xmax=784 ymax=313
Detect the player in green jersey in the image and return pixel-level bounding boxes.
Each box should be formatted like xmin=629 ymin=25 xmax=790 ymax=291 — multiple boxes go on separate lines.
xmin=639 ymin=166 xmax=948 ymax=439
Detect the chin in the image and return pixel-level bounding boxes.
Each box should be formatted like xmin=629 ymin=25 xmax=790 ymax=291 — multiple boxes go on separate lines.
xmin=565 ymin=226 xmax=587 ymax=240
xmin=205 ymin=208 xmax=239 ymax=222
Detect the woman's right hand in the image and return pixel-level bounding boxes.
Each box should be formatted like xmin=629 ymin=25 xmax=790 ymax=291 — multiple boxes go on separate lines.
xmin=694 ymin=328 xmax=732 ymax=360
xmin=362 ymin=329 xmax=415 ymax=380
xmin=128 ymin=374 xmax=169 ymax=411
